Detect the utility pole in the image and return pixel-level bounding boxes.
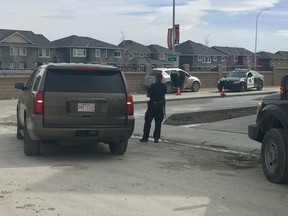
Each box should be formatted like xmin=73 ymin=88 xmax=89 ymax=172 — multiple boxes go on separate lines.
xmin=172 ymin=0 xmax=176 ymax=66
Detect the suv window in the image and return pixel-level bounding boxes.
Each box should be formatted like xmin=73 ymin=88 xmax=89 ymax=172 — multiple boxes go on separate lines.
xmin=148 ymin=70 xmax=162 ymax=76
xmin=44 ymin=69 xmax=125 ymax=93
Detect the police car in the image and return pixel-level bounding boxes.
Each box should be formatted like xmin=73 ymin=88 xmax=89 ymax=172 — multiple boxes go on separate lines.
xmin=217 ymin=69 xmax=264 ymax=92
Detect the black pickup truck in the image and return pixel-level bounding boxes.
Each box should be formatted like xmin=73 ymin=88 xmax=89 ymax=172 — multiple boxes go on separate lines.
xmin=248 ymin=75 xmax=288 ymax=184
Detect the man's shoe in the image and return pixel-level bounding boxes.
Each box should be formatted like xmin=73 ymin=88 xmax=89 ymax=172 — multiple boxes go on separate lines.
xmin=140 ymin=138 xmax=148 ymax=142
xmin=154 ymin=139 xmax=159 ymax=143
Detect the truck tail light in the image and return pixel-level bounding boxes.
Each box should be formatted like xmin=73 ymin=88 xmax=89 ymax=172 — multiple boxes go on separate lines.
xmin=34 ymin=92 xmax=44 ymax=114
xmin=126 ymin=94 xmax=134 ymax=116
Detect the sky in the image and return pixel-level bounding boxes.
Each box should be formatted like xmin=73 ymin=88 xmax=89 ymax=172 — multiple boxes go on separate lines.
xmin=0 ymin=0 xmax=287 ymax=53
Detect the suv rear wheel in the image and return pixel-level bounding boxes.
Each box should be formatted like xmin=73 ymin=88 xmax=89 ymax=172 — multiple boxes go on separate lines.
xmin=165 ymin=82 xmax=173 ymax=94
xmin=24 ymin=121 xmax=41 ymax=156
xmin=16 ymin=111 xmax=24 ymax=140
xmin=108 ymin=140 xmax=128 ymax=155
xmin=261 ymin=129 xmax=288 ymax=184
xmin=191 ymin=81 xmax=200 ymax=92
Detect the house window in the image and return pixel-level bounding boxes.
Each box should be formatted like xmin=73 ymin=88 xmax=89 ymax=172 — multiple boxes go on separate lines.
xmin=247 ymin=56 xmax=252 ymax=62
xmin=198 ymin=56 xmax=201 ymax=61
xmin=38 ymin=48 xmax=50 ymax=58
xmin=105 ymin=50 xmax=108 ymax=58
xmin=10 ymin=47 xmax=27 ymax=56
xmin=19 ymin=48 xmax=27 ymax=56
xmin=234 ymin=56 xmax=238 ymax=62
xmin=159 ymin=54 xmax=165 ymax=60
xmin=221 ymin=56 xmax=225 ymax=62
xmin=145 ymin=53 xmax=150 ymax=57
xmin=213 ymin=56 xmax=217 ymax=61
xmin=202 ymin=56 xmax=211 ymax=63
xmin=73 ymin=49 xmax=86 ymax=57
xmin=114 ymin=51 xmax=121 ymax=58
xmin=139 ymin=53 xmax=144 ymax=57
xmin=95 ymin=49 xmax=100 ymax=57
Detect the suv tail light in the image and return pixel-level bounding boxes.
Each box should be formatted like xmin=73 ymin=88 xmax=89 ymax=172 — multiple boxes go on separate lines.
xmin=126 ymin=94 xmax=134 ymax=116
xmin=34 ymin=92 xmax=44 ymax=114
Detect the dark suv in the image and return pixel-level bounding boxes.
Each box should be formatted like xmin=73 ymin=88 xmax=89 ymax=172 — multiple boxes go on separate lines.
xmin=15 ymin=63 xmax=135 ymax=156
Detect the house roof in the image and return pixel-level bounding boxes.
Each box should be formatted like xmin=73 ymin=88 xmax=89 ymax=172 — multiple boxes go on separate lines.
xmin=118 ymin=40 xmax=151 ymax=53
xmin=275 ymin=51 xmax=288 ymax=58
xmin=52 ymin=35 xmax=120 ymax=49
xmin=0 ymin=28 xmax=55 ymax=48
xmin=213 ymin=46 xmax=254 ymax=56
xmin=257 ymin=51 xmax=282 ymax=59
xmin=175 ymin=40 xmax=225 ymax=56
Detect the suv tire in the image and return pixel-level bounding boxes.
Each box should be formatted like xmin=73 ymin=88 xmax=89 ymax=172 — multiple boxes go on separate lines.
xmin=24 ymin=121 xmax=41 ymax=156
xmin=165 ymin=82 xmax=173 ymax=94
xmin=191 ymin=81 xmax=200 ymax=92
xmin=108 ymin=139 xmax=128 ymax=155
xmin=261 ymin=128 xmax=288 ymax=184
xmin=16 ymin=112 xmax=24 ymax=140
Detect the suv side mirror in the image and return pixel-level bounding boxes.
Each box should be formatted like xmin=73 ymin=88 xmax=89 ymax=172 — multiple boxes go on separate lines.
xmin=15 ymin=83 xmax=26 ymax=91
xmin=280 ymin=75 xmax=288 ymax=99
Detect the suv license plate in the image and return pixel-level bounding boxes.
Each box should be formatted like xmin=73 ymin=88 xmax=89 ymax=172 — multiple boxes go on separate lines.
xmin=78 ymin=103 xmax=95 ymax=112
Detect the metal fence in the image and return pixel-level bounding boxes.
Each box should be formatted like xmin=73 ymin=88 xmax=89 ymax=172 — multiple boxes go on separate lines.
xmin=0 ymin=69 xmax=33 ymax=75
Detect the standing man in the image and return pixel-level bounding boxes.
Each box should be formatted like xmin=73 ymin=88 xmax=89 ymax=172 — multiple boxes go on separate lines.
xmin=140 ymin=73 xmax=167 ymax=143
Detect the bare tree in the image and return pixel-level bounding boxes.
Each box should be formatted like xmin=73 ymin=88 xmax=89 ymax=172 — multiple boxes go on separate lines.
xmin=120 ymin=31 xmax=130 ymax=71
xmin=9 ymin=43 xmax=24 ymax=69
xmin=203 ymin=34 xmax=210 ymax=71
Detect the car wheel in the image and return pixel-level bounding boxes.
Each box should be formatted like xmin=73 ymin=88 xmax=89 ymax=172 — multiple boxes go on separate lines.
xmin=191 ymin=81 xmax=200 ymax=92
xmin=24 ymin=121 xmax=40 ymax=156
xmin=109 ymin=139 xmax=128 ymax=155
xmin=261 ymin=129 xmax=288 ymax=184
xmin=16 ymin=112 xmax=24 ymax=140
xmin=165 ymin=82 xmax=173 ymax=94
xmin=239 ymin=83 xmax=246 ymax=92
xmin=257 ymin=81 xmax=263 ymax=90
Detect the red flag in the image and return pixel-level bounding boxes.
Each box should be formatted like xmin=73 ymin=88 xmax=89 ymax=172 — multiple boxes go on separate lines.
xmin=174 ymin=24 xmax=180 ymax=44
xmin=167 ymin=28 xmax=172 ymax=49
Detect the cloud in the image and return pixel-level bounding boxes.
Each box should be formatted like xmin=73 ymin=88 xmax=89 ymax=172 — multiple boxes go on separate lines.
xmin=276 ymin=30 xmax=288 ymax=38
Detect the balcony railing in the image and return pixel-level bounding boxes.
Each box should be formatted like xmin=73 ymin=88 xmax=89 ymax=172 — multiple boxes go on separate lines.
xmin=0 ymin=69 xmax=33 ymax=75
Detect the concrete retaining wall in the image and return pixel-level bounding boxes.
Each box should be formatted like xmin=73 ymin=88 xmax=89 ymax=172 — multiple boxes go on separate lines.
xmin=0 ymin=67 xmax=287 ymax=99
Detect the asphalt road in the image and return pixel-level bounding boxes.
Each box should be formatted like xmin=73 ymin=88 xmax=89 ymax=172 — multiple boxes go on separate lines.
xmin=1 ymin=88 xmax=287 ymax=216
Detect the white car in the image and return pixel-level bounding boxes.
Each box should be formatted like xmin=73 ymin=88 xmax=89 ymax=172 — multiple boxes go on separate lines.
xmin=143 ymin=68 xmax=201 ymax=93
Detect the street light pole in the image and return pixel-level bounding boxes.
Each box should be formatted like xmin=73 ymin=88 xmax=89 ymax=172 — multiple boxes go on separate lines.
xmin=172 ymin=0 xmax=175 ymax=56
xmin=254 ymin=8 xmax=269 ymax=70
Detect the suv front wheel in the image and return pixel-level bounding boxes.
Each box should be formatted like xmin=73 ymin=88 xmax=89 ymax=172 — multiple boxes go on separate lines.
xmin=261 ymin=128 xmax=288 ymax=184
xmin=108 ymin=139 xmax=128 ymax=155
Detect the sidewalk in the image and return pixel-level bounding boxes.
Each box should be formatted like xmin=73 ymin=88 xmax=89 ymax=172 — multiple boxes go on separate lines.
xmin=132 ymin=86 xmax=279 ymax=103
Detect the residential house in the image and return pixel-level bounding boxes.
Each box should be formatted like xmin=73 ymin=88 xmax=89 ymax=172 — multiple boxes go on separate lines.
xmin=0 ymin=29 xmax=56 ymax=69
xmin=257 ymin=51 xmax=284 ymax=71
xmin=147 ymin=44 xmax=179 ymax=68
xmin=212 ymin=46 xmax=255 ymax=70
xmin=275 ymin=51 xmax=288 ymax=67
xmin=118 ymin=40 xmax=151 ymax=71
xmin=118 ymin=40 xmax=180 ymax=70
xmin=52 ymin=35 xmax=123 ymax=66
xmin=175 ymin=40 xmax=227 ymax=71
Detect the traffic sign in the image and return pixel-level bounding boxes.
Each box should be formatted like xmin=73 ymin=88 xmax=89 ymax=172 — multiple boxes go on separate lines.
xmin=168 ymin=56 xmax=176 ymax=62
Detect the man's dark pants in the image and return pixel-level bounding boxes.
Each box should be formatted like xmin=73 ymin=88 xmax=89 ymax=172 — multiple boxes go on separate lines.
xmin=142 ymin=103 xmax=164 ymax=140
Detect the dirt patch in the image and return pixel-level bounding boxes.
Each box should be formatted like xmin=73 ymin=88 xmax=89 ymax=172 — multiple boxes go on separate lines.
xmin=164 ymin=106 xmax=257 ymax=126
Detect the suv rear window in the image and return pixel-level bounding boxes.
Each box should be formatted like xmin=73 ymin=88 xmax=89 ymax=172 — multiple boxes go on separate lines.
xmin=148 ymin=70 xmax=162 ymax=76
xmin=45 ymin=69 xmax=125 ymax=93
